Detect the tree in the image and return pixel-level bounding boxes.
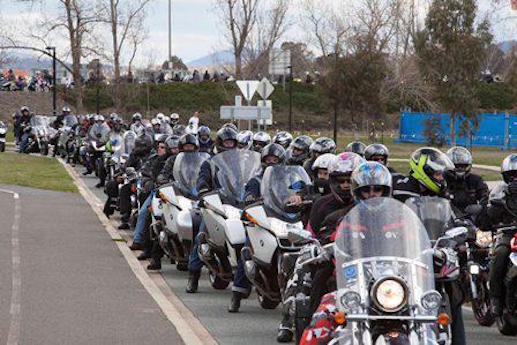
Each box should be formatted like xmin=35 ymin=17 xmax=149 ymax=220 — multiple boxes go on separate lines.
xmin=415 ymin=0 xmax=492 ymax=145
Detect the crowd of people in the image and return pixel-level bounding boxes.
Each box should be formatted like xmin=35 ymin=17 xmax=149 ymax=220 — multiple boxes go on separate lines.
xmin=12 ymin=106 xmax=517 ymax=344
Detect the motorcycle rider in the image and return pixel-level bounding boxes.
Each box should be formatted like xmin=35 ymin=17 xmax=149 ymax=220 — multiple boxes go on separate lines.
xmin=311 ymin=153 xmax=336 ymax=197
xmin=273 ymin=131 xmax=293 ymax=149
xmin=154 ymin=135 xmax=181 ymax=184
xmin=345 ymin=141 xmax=366 ymax=157
xmin=304 ymin=137 xmax=336 ymax=179
xmin=252 ymin=131 xmax=271 ymax=152
xmin=198 ymin=125 xmax=213 ymax=153
xmin=130 ymin=113 xmax=145 ymax=136
xmin=229 ymin=143 xmax=287 ymax=313
xmin=364 ymin=143 xmax=398 ymax=174
xmin=16 ymin=106 xmax=33 ymax=153
xmin=445 ymin=146 xmax=488 ymax=214
xmin=237 ymin=130 xmax=254 ymax=150
xmin=151 ymin=118 xmax=162 ymax=134
xmin=393 ymin=147 xmax=466 ymax=345
xmin=186 ymin=126 xmax=239 ymax=293
xmin=170 ymin=113 xmax=180 ymax=126
xmin=286 ymin=135 xmax=313 ymax=166
xmin=277 ymin=152 xmax=365 ymax=342
xmin=148 ymin=134 xmax=201 ymax=270
xmin=477 ymin=153 xmax=517 ymax=317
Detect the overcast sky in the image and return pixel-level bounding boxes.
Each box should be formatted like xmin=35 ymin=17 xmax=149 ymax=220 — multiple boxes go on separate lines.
xmin=1 ymin=0 xmax=516 ymax=67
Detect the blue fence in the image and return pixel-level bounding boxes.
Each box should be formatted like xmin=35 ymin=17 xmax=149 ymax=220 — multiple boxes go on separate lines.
xmin=398 ymin=112 xmax=517 ymax=149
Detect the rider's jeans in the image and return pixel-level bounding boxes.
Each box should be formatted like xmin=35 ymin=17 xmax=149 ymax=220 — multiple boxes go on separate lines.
xmin=232 ymin=239 xmax=251 ymax=294
xmin=133 ymin=193 xmax=153 ymax=244
xmin=188 ymin=220 xmax=205 ymax=273
xmin=18 ymin=133 xmax=30 ymax=152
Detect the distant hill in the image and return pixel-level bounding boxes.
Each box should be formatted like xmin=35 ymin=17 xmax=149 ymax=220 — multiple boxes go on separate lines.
xmin=187 ymin=50 xmax=234 ymax=69
xmin=0 ymin=51 xmax=53 ymax=70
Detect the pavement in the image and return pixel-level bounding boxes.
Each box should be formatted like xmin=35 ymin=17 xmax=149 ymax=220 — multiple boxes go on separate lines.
xmin=73 ymin=165 xmax=515 ymax=345
xmin=0 ymin=184 xmax=184 ymax=345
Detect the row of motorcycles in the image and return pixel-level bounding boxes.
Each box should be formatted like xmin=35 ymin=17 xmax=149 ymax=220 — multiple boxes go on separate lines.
xmin=139 ymin=148 xmax=516 ymax=344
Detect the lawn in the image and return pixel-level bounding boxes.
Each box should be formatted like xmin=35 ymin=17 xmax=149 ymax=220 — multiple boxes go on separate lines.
xmin=0 ymin=152 xmax=77 ymax=193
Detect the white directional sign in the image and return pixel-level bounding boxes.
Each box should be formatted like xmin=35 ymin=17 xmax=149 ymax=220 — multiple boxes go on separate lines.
xmin=220 ymin=106 xmax=272 ymax=121
xmin=236 ymin=80 xmax=260 ymax=102
xmin=256 ymin=78 xmax=275 ymax=100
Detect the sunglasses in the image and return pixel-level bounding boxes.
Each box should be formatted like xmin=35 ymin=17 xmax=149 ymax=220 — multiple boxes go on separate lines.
xmin=335 ymin=177 xmax=351 ymax=184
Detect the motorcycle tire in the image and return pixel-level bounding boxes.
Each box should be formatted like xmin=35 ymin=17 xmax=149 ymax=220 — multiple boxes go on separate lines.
xmin=176 ymin=262 xmax=189 ymax=272
xmin=471 ymin=273 xmax=496 ymax=327
xmin=257 ymin=291 xmax=279 ymax=309
xmin=496 ymin=313 xmax=517 ymax=336
xmin=0 ymin=142 xmax=4 ymax=152
xmin=41 ymin=143 xmax=48 ymax=156
xmin=208 ymin=271 xmax=229 ymax=290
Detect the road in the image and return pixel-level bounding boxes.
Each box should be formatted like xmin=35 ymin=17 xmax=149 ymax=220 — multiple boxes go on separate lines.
xmin=75 ymin=167 xmax=515 ymax=345
xmin=0 ymin=184 xmax=183 ymax=345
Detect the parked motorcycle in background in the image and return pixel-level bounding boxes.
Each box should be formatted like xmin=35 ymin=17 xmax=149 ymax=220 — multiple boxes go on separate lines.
xmin=0 ymin=121 xmax=7 ymax=152
xmin=25 ymin=115 xmax=51 ymax=155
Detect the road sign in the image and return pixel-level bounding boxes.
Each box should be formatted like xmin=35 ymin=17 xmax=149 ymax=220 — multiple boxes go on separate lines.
xmin=236 ymin=80 xmax=260 ymax=102
xmin=256 ymin=78 xmax=275 ymax=100
xmin=220 ymin=106 xmax=272 ymax=121
xmin=257 ymin=100 xmax=273 ymax=125
xmin=269 ymin=49 xmax=291 ymax=75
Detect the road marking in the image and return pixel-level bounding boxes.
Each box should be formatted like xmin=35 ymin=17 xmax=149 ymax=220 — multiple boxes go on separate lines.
xmin=57 ymin=159 xmax=218 ymax=345
xmin=0 ymin=189 xmax=21 ymax=345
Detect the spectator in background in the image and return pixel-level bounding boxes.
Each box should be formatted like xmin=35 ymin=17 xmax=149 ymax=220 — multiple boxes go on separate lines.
xmin=203 ymin=70 xmax=210 ymax=81
xmin=192 ymin=70 xmax=201 ymax=83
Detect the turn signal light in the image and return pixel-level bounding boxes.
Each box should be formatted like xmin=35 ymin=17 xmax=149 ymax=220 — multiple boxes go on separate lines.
xmin=334 ymin=311 xmax=347 ymax=325
xmin=437 ymin=313 xmax=450 ymax=326
xmin=511 ymin=234 xmax=517 ymax=252
xmin=131 ymin=184 xmax=137 ymax=193
xmin=158 ymin=192 xmax=169 ymax=203
xmin=245 ymin=212 xmax=259 ymax=226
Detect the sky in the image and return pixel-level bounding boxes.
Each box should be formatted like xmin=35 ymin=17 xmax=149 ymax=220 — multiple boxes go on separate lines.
xmin=0 ymin=0 xmax=516 ymax=68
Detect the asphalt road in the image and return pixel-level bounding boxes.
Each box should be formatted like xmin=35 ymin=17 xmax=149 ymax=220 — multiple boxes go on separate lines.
xmin=75 ymin=167 xmax=515 ymax=345
xmin=0 ymin=184 xmax=183 ymax=345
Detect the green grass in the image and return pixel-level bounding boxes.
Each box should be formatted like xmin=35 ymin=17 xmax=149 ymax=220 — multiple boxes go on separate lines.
xmin=0 ymin=152 xmax=77 ymax=193
xmin=6 ymin=130 xmax=14 ymax=143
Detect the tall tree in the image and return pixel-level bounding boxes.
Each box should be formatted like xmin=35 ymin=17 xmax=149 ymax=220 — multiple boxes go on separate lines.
xmin=415 ymin=0 xmax=492 ymax=145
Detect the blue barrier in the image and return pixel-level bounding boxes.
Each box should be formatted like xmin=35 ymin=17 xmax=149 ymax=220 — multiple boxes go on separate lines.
xmin=398 ymin=112 xmax=515 ymax=149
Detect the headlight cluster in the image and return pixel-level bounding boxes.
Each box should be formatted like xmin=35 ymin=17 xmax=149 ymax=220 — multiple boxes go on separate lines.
xmin=371 ymin=277 xmax=407 ymax=313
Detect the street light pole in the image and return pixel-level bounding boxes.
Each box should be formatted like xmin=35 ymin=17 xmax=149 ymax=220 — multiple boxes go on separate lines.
xmin=168 ymin=0 xmax=173 ymax=64
xmin=288 ymin=65 xmax=293 ymax=132
xmin=46 ymin=46 xmax=57 ymax=115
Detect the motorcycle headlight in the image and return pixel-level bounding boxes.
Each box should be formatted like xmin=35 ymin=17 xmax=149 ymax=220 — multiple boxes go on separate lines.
xmin=476 ymin=230 xmax=492 ymax=248
xmin=420 ymin=290 xmax=442 ymax=311
xmin=371 ymin=277 xmax=407 ymax=313
xmin=38 ymin=129 xmax=45 ymax=137
xmin=339 ymin=290 xmax=361 ymax=310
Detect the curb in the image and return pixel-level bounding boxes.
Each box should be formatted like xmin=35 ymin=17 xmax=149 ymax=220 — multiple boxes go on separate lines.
xmin=57 ymin=159 xmax=218 ymax=345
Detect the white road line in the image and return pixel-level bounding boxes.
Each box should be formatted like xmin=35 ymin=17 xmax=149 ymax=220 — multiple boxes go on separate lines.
xmin=57 ymin=159 xmax=218 ymax=345
xmin=0 ymin=189 xmax=21 ymax=345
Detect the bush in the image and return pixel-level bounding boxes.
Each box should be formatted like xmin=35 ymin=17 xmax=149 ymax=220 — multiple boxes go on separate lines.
xmin=477 ymin=82 xmax=516 ymax=111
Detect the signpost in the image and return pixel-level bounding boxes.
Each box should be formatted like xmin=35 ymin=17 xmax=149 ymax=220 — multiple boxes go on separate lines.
xmin=236 ymin=80 xmax=260 ymax=104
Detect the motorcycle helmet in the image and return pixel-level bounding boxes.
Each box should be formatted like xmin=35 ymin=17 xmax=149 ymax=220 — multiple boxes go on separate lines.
xmin=172 ymin=124 xmax=186 ymax=136
xmin=446 ymin=146 xmax=472 ymax=178
xmin=109 ymin=112 xmax=118 ymax=121
xmin=501 ymin=154 xmax=517 ymax=184
xmin=410 ymin=147 xmax=454 ymax=194
xmin=329 ymin=152 xmax=366 ymax=202
xmin=170 ymin=113 xmax=180 ymax=125
xmin=134 ymin=134 xmax=153 ymax=155
xmin=165 ymin=135 xmax=181 ymax=154
xmin=198 ymin=126 xmax=211 ymax=144
xmin=156 ymin=113 xmax=165 ymax=122
xmin=237 ymin=130 xmax=254 ymax=150
xmin=179 ymin=133 xmax=199 ymax=152
xmin=351 ymin=162 xmax=392 ymax=202
xmin=164 ymin=115 xmax=171 ymax=124
xmin=63 ymin=106 xmax=71 ymax=114
xmin=20 ymin=105 xmax=30 ymax=114
xmin=364 ymin=143 xmax=389 ymax=166
xmin=216 ymin=126 xmax=238 ymax=152
xmin=345 ymin=141 xmax=367 ymax=157
xmin=253 ymin=131 xmax=272 ymax=152
xmin=287 ymin=135 xmax=313 ymax=165
xmin=132 ymin=112 xmax=142 ymax=122
xmin=309 ymin=137 xmax=336 ymax=158
xmin=261 ymin=143 xmax=286 ymax=168
xmin=312 ymin=153 xmax=336 ymax=195
xmin=222 ymin=122 xmax=238 ymax=131
xmin=273 ymin=131 xmax=293 ymax=149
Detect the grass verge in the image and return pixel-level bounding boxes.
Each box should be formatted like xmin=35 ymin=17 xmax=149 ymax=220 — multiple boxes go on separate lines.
xmin=0 ymin=152 xmax=77 ymax=193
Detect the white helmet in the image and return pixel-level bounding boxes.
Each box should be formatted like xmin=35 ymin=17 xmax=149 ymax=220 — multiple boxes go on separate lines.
xmin=164 ymin=115 xmax=171 ymax=124
xmin=312 ymin=153 xmax=336 ymax=171
xmin=170 ymin=113 xmax=179 ymax=120
xmin=156 ymin=113 xmax=165 ymax=121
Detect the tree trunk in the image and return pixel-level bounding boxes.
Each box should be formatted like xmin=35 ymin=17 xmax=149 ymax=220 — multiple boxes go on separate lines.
xmin=72 ymin=51 xmax=83 ymax=111
xmin=235 ymin=52 xmax=242 ymax=78
xmin=110 ymin=0 xmax=122 ymax=111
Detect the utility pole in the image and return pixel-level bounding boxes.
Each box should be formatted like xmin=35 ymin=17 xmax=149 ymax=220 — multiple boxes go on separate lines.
xmin=168 ymin=0 xmax=173 ymax=65
xmin=288 ymin=65 xmax=293 ymax=132
xmin=46 ymin=46 xmax=57 ymax=115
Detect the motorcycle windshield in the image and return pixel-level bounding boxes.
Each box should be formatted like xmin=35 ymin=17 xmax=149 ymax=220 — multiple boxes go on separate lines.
xmin=63 ymin=115 xmax=78 ymax=127
xmin=173 ymin=152 xmax=211 ymax=198
xmin=88 ymin=123 xmax=110 ymax=142
xmin=260 ymin=165 xmax=311 ymax=221
xmin=212 ymin=150 xmax=261 ymax=205
xmin=405 ymin=196 xmax=454 ymax=241
xmin=335 ymin=198 xmax=436 ymax=342
xmin=109 ymin=133 xmax=123 ymax=154
xmin=123 ymin=131 xmax=137 ymax=155
xmin=30 ymin=116 xmax=46 ymax=128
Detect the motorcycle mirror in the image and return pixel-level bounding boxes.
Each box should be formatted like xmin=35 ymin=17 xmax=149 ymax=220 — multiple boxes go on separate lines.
xmin=465 ymin=204 xmax=482 ymax=217
xmin=445 ymin=226 xmax=468 ymax=238
xmin=287 ymin=229 xmax=313 ymax=243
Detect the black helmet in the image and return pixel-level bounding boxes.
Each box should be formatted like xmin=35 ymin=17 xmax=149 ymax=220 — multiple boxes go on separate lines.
xmin=409 ymin=147 xmax=454 ymax=194
xmin=132 ymin=112 xmax=142 ymax=122
xmin=165 ymin=135 xmax=180 ymax=151
xmin=364 ymin=143 xmax=389 ymax=166
xmin=134 ymin=134 xmax=153 ymax=155
xmin=179 ymin=133 xmax=199 ymax=151
xmin=272 ymin=131 xmax=293 ymax=149
xmin=345 ymin=141 xmax=366 ymax=157
xmin=287 ymin=135 xmax=313 ymax=164
xmin=261 ymin=143 xmax=285 ymax=168
xmin=216 ymin=126 xmax=238 ymax=152
xmin=310 ymin=137 xmax=336 ymax=156
xmin=172 ymin=124 xmax=186 ymax=136
xmin=198 ymin=125 xmax=211 ymax=144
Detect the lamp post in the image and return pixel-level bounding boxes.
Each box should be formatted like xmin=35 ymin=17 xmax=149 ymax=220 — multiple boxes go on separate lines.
xmin=46 ymin=46 xmax=56 ymax=115
xmin=288 ymin=65 xmax=293 ymax=132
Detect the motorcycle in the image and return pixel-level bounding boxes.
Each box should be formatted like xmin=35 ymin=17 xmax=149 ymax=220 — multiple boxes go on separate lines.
xmin=0 ymin=121 xmax=7 ymax=152
xmin=154 ymin=152 xmax=210 ymax=270
xmin=318 ymin=198 xmax=447 ymax=345
xmin=197 ymin=150 xmax=261 ymax=290
xmin=57 ymin=114 xmax=79 ymax=162
xmin=25 ymin=115 xmax=51 ymax=155
xmin=87 ymin=122 xmax=110 ymax=182
xmin=103 ymin=133 xmax=124 ymax=182
xmin=241 ymin=165 xmax=312 ymax=309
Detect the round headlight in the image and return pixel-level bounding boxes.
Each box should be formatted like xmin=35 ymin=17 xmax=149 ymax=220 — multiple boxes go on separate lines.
xmin=420 ymin=290 xmax=442 ymax=311
xmin=340 ymin=290 xmax=361 ymax=310
xmin=372 ymin=277 xmax=407 ymax=312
